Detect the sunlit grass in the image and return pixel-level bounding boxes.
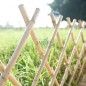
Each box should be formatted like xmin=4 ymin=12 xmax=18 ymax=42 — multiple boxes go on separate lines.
xmin=0 ymin=28 xmax=86 ymax=86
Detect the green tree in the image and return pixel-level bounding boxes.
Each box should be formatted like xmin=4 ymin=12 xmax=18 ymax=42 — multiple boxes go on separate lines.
xmin=49 ymin=0 xmax=86 ymax=20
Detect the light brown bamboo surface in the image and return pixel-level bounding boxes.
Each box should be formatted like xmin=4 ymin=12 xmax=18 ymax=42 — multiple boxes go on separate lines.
xmin=0 ymin=60 xmax=22 ymax=86
xmin=68 ymin=43 xmax=85 ymax=86
xmin=60 ymin=22 xmax=84 ymax=86
xmin=66 ymin=17 xmax=79 ymax=57
xmin=31 ymin=16 xmax=63 ymax=86
xmin=50 ymin=13 xmax=68 ymax=63
xmin=76 ymin=42 xmax=86 ymax=83
xmin=66 ymin=18 xmax=83 ymax=68
xmin=68 ymin=21 xmax=85 ymax=85
xmin=0 ymin=4 xmax=85 ymax=86
xmin=0 ymin=8 xmax=40 ymax=86
xmin=50 ymin=13 xmax=63 ymax=49
xmin=76 ymin=56 xmax=86 ymax=83
xmin=19 ymin=4 xmax=59 ymax=86
xmin=50 ymin=13 xmax=73 ymax=75
xmin=50 ymin=19 xmax=76 ymax=86
xmin=78 ymin=20 xmax=85 ymax=43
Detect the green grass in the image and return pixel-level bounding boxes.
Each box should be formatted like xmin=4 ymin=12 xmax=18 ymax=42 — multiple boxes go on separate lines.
xmin=0 ymin=28 xmax=86 ymax=86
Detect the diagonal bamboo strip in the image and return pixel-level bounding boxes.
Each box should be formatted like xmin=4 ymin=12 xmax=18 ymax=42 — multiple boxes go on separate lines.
xmin=67 ymin=18 xmax=82 ymax=67
xmin=68 ymin=43 xmax=85 ymax=86
xmin=76 ymin=42 xmax=86 ymax=83
xmin=0 ymin=8 xmax=40 ymax=86
xmin=66 ymin=17 xmax=79 ymax=57
xmin=60 ymin=22 xmax=84 ymax=86
xmin=0 ymin=60 xmax=22 ymax=86
xmin=19 ymin=4 xmax=44 ymax=58
xmin=76 ymin=56 xmax=86 ymax=83
xmin=31 ymin=15 xmax=63 ymax=86
xmin=50 ymin=13 xmax=63 ymax=49
xmin=68 ymin=21 xmax=85 ymax=85
xmin=50 ymin=19 xmax=76 ymax=86
xmin=19 ymin=4 xmax=59 ymax=86
xmin=67 ymin=18 xmax=85 ymax=67
xmin=50 ymin=13 xmax=68 ymax=64
xmin=50 ymin=13 xmax=73 ymax=75
xmin=78 ymin=20 xmax=85 ymax=43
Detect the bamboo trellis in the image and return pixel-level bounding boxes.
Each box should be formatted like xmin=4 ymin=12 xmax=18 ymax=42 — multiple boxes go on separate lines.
xmin=0 ymin=4 xmax=86 ymax=86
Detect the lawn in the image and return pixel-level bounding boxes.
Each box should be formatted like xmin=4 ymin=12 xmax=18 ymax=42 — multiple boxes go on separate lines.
xmin=0 ymin=28 xmax=86 ymax=86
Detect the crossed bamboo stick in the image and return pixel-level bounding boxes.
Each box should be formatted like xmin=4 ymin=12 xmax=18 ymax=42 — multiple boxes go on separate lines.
xmin=60 ymin=21 xmax=85 ymax=86
xmin=0 ymin=60 xmax=22 ymax=86
xmin=68 ymin=45 xmax=86 ymax=86
xmin=76 ymin=56 xmax=86 ymax=83
xmin=31 ymin=15 xmax=63 ymax=86
xmin=50 ymin=14 xmax=86 ymax=86
xmin=68 ymin=21 xmax=86 ymax=86
xmin=49 ymin=21 xmax=76 ymax=86
xmin=76 ymin=44 xmax=86 ymax=83
xmin=50 ymin=13 xmax=75 ymax=75
xmin=0 ymin=4 xmax=60 ymax=86
xmin=0 ymin=4 xmax=86 ymax=86
xmin=19 ymin=4 xmax=61 ymax=86
xmin=66 ymin=17 xmax=79 ymax=58
xmin=31 ymin=14 xmax=76 ymax=86
xmin=0 ymin=5 xmax=40 ymax=86
xmin=52 ymin=14 xmax=82 ymax=69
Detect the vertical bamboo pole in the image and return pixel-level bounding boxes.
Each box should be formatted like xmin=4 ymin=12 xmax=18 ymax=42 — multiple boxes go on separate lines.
xmin=0 ymin=61 xmax=22 ymax=86
xmin=50 ymin=19 xmax=76 ymax=86
xmin=66 ymin=17 xmax=79 ymax=57
xmin=50 ymin=13 xmax=72 ymax=75
xmin=60 ymin=22 xmax=84 ymax=86
xmin=19 ymin=4 xmax=59 ymax=86
xmin=0 ymin=8 xmax=40 ymax=86
xmin=31 ymin=16 xmax=63 ymax=86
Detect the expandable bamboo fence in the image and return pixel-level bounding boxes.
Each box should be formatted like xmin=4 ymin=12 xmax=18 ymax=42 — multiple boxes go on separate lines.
xmin=0 ymin=4 xmax=86 ymax=86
